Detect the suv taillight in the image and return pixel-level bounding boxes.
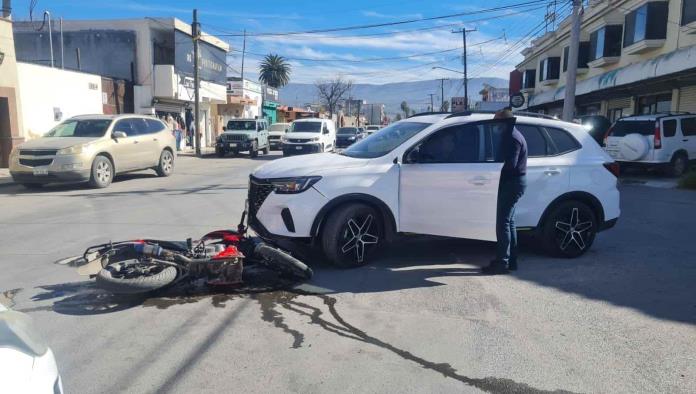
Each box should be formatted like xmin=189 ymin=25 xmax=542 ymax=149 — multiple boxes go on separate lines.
xmin=603 ymin=162 xmax=620 ymax=178
xmin=653 ymin=121 xmax=662 ymax=149
xmin=603 ymin=125 xmax=614 ymax=147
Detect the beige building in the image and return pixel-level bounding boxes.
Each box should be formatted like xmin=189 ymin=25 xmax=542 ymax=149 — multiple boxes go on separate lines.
xmin=512 ymin=0 xmax=696 ymax=120
xmin=0 ymin=5 xmax=24 ymax=167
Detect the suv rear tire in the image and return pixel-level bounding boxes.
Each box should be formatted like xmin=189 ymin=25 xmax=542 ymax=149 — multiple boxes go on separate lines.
xmin=321 ymin=203 xmax=384 ymax=268
xmin=666 ymin=152 xmax=688 ymax=177
xmin=541 ymin=200 xmax=597 ymax=258
xmin=262 ymin=146 xmax=270 ymax=155
xmin=155 ymin=150 xmax=174 ymax=177
xmin=250 ymin=141 xmax=259 ymax=158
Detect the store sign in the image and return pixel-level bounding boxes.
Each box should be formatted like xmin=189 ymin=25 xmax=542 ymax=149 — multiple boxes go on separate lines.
xmin=451 ymin=97 xmax=467 ymax=112
xmin=510 ymin=92 xmax=525 ymax=108
xmin=181 ymin=76 xmax=196 ymax=89
xmin=174 ymin=30 xmax=226 ymax=85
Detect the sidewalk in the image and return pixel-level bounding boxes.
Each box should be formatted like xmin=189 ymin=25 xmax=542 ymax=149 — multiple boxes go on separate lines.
xmin=0 ymin=168 xmax=13 ymax=187
xmin=177 ymin=146 xmax=217 ymax=157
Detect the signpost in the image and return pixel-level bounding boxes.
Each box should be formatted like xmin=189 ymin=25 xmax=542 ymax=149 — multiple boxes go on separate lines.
xmin=451 ymin=96 xmax=467 ymax=113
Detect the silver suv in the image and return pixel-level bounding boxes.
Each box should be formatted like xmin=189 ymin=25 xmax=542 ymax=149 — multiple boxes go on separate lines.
xmin=9 ymin=115 xmax=176 ymax=189
xmin=604 ymin=113 xmax=696 ymax=176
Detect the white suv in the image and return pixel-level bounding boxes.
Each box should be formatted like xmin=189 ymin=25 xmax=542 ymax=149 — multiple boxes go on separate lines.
xmin=281 ymin=118 xmax=336 ymax=156
xmin=249 ymin=113 xmax=620 ymax=267
xmin=604 ymin=113 xmax=696 ymax=176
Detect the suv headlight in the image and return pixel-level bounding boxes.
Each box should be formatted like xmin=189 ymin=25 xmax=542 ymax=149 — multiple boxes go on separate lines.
xmin=270 ymin=176 xmax=322 ymax=194
xmin=57 ymin=144 xmax=89 ymax=155
xmin=311 ymin=137 xmax=321 ymax=142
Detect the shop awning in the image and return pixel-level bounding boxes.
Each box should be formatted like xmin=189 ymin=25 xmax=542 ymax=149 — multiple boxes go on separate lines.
xmin=226 ymin=96 xmax=257 ymax=105
xmin=529 ymin=43 xmax=696 ymax=107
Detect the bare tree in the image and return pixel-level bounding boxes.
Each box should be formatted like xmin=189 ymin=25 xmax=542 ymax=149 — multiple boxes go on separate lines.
xmin=315 ymin=76 xmax=353 ymax=117
xmin=441 ymin=100 xmax=450 ymax=112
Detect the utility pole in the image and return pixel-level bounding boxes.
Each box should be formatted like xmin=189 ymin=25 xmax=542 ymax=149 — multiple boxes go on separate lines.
xmin=562 ymin=0 xmax=582 ymax=121
xmin=429 ymin=93 xmax=435 ymax=112
xmin=453 ymin=27 xmax=476 ymax=110
xmin=438 ymin=78 xmax=448 ymax=111
xmin=44 ymin=11 xmax=54 ymax=68
xmin=240 ymin=29 xmax=246 ymax=81
xmin=192 ymin=9 xmax=201 ymax=156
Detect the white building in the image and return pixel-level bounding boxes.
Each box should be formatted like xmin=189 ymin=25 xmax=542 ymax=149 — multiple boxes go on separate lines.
xmin=13 ymin=17 xmax=230 ymax=147
xmin=218 ymin=78 xmax=263 ymax=121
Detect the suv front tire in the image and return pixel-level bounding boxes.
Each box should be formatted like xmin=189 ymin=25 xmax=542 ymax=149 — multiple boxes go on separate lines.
xmin=541 ymin=200 xmax=597 ymax=258
xmin=321 ymin=203 xmax=384 ymax=267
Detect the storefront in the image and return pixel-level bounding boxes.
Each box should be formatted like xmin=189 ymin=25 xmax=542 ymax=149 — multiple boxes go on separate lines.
xmin=262 ymin=100 xmax=278 ymax=124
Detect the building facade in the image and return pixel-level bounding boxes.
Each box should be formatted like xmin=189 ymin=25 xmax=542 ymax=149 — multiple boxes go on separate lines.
xmin=0 ymin=7 xmax=24 ymax=167
xmin=511 ymin=0 xmax=696 ymax=120
xmin=14 ymin=18 xmax=230 ymax=147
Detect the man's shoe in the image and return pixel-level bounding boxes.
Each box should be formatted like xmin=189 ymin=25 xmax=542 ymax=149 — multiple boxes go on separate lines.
xmin=508 ymin=261 xmax=518 ymax=271
xmin=481 ymin=261 xmax=509 ymax=275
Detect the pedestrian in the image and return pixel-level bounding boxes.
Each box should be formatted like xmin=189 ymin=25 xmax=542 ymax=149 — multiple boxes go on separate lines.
xmin=482 ymin=107 xmax=528 ymax=275
xmin=173 ymin=118 xmax=183 ymax=152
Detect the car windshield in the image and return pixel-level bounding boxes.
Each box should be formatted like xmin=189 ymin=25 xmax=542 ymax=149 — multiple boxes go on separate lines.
xmin=227 ymin=121 xmax=256 ymax=131
xmin=291 ymin=122 xmax=322 ymax=133
xmin=610 ymin=120 xmax=655 ymax=136
xmin=44 ymin=119 xmax=112 ymax=138
xmin=341 ymin=121 xmax=431 ymax=158
xmin=338 ymin=127 xmax=359 ymax=135
xmin=269 ymin=124 xmax=287 ymax=132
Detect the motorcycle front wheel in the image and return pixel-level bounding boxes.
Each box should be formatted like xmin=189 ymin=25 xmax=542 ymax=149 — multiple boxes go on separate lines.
xmin=96 ymin=259 xmax=179 ymax=294
xmin=253 ymin=244 xmax=313 ymax=280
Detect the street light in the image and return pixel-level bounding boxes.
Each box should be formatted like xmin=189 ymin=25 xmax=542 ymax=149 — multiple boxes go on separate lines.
xmin=431 ymin=66 xmax=464 ymax=75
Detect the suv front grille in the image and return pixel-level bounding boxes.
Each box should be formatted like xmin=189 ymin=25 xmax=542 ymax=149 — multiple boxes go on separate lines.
xmin=19 ymin=149 xmax=58 ymax=156
xmin=248 ymin=176 xmax=275 ymax=218
xmin=20 ymin=158 xmax=53 ymax=167
xmin=269 ymin=135 xmax=281 ymax=140
xmin=222 ymin=134 xmax=248 ymax=142
xmin=287 ymin=138 xmax=309 ymax=143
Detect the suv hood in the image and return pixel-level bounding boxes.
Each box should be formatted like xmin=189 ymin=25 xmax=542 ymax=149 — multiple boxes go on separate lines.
xmin=253 ymin=153 xmax=368 ymax=178
xmin=223 ymin=130 xmax=255 ymax=135
xmin=285 ymin=132 xmax=323 ymax=140
xmin=19 ymin=137 xmax=98 ymax=150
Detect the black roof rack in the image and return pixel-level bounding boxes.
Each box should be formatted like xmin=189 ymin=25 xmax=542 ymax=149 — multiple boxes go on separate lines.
xmin=444 ymin=110 xmax=560 ymax=120
xmin=407 ymin=111 xmax=452 ymax=118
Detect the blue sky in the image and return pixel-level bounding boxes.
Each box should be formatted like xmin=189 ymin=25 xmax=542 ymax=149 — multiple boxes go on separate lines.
xmin=11 ymin=0 xmax=567 ymax=84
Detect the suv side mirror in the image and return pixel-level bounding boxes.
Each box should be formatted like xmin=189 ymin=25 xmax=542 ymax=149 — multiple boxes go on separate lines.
xmin=112 ymin=131 xmax=127 ymax=139
xmin=404 ymin=147 xmax=420 ymax=164
xmin=323 ymin=127 xmax=329 ymax=135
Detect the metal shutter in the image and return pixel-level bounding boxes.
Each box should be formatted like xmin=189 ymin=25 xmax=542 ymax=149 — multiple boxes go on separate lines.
xmin=607 ymin=97 xmax=632 ymax=109
xmin=678 ymin=86 xmax=696 ymax=113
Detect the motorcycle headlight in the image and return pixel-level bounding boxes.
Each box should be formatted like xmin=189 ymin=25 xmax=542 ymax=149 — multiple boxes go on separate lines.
xmin=270 ymin=176 xmax=322 ymax=194
xmin=57 ymin=144 xmax=89 ymax=155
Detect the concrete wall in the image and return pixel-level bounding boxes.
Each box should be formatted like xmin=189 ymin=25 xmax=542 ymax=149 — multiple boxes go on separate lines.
xmin=0 ymin=15 xmax=24 ymax=167
xmin=16 ymin=62 xmax=103 ymax=139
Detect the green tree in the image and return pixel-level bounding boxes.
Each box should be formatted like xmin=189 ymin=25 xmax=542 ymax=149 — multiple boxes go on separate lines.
xmin=400 ymin=101 xmax=410 ymax=118
xmin=395 ymin=113 xmax=402 ymax=121
xmin=411 ymin=109 xmax=416 ymax=116
xmin=258 ymin=54 xmax=291 ymax=88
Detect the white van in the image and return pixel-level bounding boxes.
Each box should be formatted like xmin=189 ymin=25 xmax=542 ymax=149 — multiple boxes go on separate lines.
xmin=268 ymin=122 xmax=290 ymax=150
xmin=281 ymin=118 xmax=336 ymax=156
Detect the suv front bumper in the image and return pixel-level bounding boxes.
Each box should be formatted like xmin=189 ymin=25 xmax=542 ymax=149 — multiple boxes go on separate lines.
xmin=282 ymin=143 xmax=322 ymax=155
xmin=217 ymin=140 xmax=253 ymax=151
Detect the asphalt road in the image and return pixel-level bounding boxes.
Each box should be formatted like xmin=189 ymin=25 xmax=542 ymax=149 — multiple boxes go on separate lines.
xmin=1 ymin=152 xmax=694 ymax=394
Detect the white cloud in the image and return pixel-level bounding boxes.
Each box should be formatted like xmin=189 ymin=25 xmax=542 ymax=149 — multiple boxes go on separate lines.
xmin=361 ymin=10 xmax=423 ymax=19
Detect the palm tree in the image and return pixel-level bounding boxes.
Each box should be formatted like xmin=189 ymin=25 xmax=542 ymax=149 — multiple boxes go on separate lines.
xmin=258 ymin=54 xmax=291 ymax=88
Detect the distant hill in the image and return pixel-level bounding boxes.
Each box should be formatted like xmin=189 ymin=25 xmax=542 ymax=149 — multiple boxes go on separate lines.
xmin=279 ymin=77 xmax=508 ymax=116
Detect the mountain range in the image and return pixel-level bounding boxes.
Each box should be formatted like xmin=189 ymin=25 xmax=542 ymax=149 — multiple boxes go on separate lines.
xmin=279 ymin=77 xmax=508 ymax=117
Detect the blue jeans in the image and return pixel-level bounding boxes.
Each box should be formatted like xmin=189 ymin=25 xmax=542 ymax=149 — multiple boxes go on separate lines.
xmin=496 ymin=175 xmax=527 ymax=266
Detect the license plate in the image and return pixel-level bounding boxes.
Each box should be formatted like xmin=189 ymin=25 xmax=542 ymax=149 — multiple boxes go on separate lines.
xmin=295 ymin=146 xmax=302 ymax=150
xmin=33 ymin=168 xmax=48 ymax=176
xmin=228 ymin=143 xmax=237 ymax=148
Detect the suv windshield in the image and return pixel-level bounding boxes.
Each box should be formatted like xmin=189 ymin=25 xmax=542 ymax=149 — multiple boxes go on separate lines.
xmin=610 ymin=120 xmax=655 ymax=136
xmin=291 ymin=122 xmax=322 ymax=133
xmin=227 ymin=120 xmax=257 ymax=131
xmin=342 ymin=121 xmax=431 ymax=158
xmin=44 ymin=119 xmax=112 ymax=138
xmin=338 ymin=127 xmax=359 ymax=135
xmin=269 ymin=124 xmax=287 ymax=132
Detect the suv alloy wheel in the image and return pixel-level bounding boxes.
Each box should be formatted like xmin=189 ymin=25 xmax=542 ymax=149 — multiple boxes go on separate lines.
xmin=541 ymin=200 xmax=597 ymax=258
xmin=156 ymin=150 xmax=174 ymax=177
xmin=667 ymin=152 xmax=688 ymax=177
xmin=321 ymin=203 xmax=384 ymax=267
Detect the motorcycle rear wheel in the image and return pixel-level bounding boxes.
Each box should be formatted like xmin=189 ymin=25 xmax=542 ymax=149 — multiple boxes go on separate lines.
xmin=96 ymin=259 xmax=179 ymax=294
xmin=253 ymin=244 xmax=313 ymax=280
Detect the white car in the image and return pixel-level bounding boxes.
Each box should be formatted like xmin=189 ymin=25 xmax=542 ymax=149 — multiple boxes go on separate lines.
xmin=0 ymin=304 xmax=63 ymax=393
xmin=365 ymin=125 xmax=381 ymax=135
xmin=604 ymin=113 xmax=696 ymax=176
xmin=250 ymin=113 xmax=620 ymax=267
xmin=268 ymin=122 xmax=290 ymax=151
xmin=281 ymin=118 xmax=336 ymax=156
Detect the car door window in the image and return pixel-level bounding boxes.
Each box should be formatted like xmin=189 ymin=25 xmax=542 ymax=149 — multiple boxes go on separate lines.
xmin=516 ymin=124 xmax=549 ymax=157
xmin=681 ymin=117 xmax=696 ymax=136
xmin=544 ymin=127 xmax=581 ymax=154
xmin=663 ymin=119 xmax=677 ymax=137
xmin=145 ymin=119 xmax=166 ymax=134
xmin=113 ymin=119 xmax=140 ymax=137
xmin=416 ymin=124 xmax=485 ymax=163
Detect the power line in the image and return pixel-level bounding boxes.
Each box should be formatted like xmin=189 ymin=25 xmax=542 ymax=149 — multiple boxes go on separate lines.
xmin=210 ymin=0 xmax=554 ymax=37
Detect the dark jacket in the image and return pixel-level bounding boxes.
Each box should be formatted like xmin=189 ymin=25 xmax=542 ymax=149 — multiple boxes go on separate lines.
xmin=501 ymin=127 xmax=528 ymax=178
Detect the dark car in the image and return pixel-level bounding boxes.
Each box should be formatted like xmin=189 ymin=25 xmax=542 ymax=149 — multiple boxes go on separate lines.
xmin=336 ymin=127 xmax=364 ymax=148
xmin=578 ymin=115 xmax=612 ymax=146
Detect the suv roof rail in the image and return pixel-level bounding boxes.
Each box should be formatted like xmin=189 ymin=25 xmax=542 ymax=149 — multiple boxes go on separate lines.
xmin=408 ymin=111 xmax=452 ymax=118
xmin=444 ymin=110 xmax=560 ymax=120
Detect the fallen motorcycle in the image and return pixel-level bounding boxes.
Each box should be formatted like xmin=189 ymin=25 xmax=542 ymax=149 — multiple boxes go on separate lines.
xmin=76 ymin=213 xmax=312 ymax=294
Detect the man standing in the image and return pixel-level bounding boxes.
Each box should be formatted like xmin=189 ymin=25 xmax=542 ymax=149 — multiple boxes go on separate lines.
xmin=482 ymin=108 xmax=528 ymax=275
